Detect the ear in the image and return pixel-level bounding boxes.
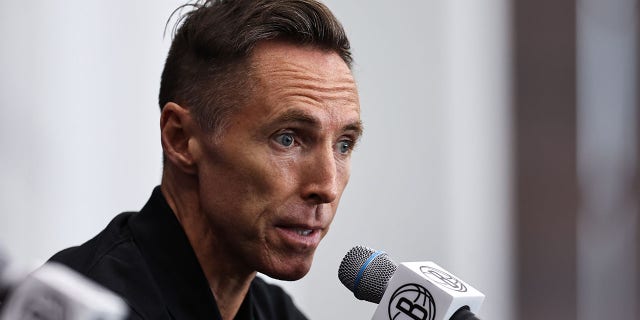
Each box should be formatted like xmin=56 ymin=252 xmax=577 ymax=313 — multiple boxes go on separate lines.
xmin=160 ymin=102 xmax=199 ymax=175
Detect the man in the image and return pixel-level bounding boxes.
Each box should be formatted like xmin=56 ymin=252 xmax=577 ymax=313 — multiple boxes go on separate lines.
xmin=50 ymin=0 xmax=361 ymax=319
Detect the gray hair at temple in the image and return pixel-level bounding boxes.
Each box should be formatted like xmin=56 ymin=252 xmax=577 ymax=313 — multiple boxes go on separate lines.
xmin=158 ymin=0 xmax=353 ymax=135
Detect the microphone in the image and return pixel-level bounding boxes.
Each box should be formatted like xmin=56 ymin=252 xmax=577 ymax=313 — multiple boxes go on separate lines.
xmin=338 ymin=246 xmax=485 ymax=320
xmin=0 ymin=247 xmax=128 ymax=320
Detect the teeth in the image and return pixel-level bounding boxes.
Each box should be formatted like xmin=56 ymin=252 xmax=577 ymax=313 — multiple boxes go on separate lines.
xmin=296 ymin=229 xmax=312 ymax=236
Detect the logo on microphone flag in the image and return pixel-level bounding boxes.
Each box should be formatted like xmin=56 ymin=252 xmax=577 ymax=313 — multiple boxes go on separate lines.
xmin=419 ymin=266 xmax=467 ymax=293
xmin=387 ymin=283 xmax=436 ymax=320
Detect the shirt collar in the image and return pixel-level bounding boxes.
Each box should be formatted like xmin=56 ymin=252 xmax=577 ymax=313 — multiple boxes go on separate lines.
xmin=129 ymin=186 xmax=223 ymax=319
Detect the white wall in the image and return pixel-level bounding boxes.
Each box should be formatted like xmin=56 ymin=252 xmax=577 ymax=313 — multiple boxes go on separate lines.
xmin=0 ymin=1 xmax=172 ymax=265
xmin=0 ymin=1 xmax=512 ymax=319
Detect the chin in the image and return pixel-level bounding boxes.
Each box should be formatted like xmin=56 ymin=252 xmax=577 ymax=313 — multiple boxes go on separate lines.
xmin=267 ymin=269 xmax=310 ymax=281
xmin=262 ymin=257 xmax=314 ymax=281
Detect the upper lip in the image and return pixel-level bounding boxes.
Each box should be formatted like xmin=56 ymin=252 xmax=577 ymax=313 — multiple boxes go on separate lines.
xmin=276 ymin=222 xmax=323 ymax=231
xmin=280 ymin=225 xmax=321 ymax=231
xmin=274 ymin=206 xmax=329 ymax=230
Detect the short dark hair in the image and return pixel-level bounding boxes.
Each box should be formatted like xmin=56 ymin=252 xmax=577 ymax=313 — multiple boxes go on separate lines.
xmin=159 ymin=0 xmax=352 ymax=134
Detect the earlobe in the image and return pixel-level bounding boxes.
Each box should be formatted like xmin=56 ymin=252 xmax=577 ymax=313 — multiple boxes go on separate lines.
xmin=160 ymin=102 xmax=199 ymax=174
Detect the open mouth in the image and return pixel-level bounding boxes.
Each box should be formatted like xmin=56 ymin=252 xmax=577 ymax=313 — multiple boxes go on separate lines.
xmin=275 ymin=225 xmax=322 ymax=248
xmin=295 ymin=228 xmax=313 ymax=236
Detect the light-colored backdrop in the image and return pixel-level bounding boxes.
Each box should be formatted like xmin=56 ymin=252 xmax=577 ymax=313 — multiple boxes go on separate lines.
xmin=0 ymin=1 xmax=512 ymax=319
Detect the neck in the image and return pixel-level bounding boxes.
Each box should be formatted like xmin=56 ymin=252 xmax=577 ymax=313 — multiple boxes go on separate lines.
xmin=211 ymin=274 xmax=255 ymax=320
xmin=161 ymin=167 xmax=256 ymax=320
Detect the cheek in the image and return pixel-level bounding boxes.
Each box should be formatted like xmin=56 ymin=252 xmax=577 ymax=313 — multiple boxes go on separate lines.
xmin=336 ymin=160 xmax=352 ymax=191
xmin=199 ymin=152 xmax=297 ymax=214
xmin=243 ymin=153 xmax=297 ymax=194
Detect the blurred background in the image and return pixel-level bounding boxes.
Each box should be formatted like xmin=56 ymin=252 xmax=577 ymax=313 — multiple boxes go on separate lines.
xmin=0 ymin=0 xmax=637 ymax=319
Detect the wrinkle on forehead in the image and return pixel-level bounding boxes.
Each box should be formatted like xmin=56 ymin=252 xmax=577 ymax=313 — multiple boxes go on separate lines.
xmin=251 ymin=41 xmax=351 ymax=72
xmin=264 ymin=81 xmax=359 ymax=107
xmin=261 ymin=68 xmax=356 ymax=91
xmin=250 ymin=42 xmax=357 ymax=90
xmin=252 ymin=59 xmax=358 ymax=106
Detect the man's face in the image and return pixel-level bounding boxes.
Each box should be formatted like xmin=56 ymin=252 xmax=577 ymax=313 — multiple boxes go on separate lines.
xmin=192 ymin=41 xmax=361 ymax=280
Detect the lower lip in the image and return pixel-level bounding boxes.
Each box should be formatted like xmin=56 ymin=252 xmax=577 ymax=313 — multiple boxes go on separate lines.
xmin=275 ymin=227 xmax=322 ymax=250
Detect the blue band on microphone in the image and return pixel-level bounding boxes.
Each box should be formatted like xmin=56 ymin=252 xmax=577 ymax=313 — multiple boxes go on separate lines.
xmin=353 ymin=250 xmax=385 ymax=298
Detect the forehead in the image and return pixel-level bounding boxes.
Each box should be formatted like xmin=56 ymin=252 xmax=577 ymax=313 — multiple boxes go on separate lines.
xmin=249 ymin=41 xmax=353 ymax=78
xmin=245 ymin=41 xmax=360 ymax=120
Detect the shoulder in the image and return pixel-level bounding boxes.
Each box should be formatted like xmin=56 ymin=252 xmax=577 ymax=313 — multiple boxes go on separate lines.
xmin=49 ymin=212 xmax=168 ymax=319
xmin=50 ymin=212 xmax=134 ymax=273
xmin=251 ymin=277 xmax=309 ymax=320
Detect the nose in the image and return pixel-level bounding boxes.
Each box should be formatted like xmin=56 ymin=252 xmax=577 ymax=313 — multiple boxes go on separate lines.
xmin=300 ymin=145 xmax=340 ymax=204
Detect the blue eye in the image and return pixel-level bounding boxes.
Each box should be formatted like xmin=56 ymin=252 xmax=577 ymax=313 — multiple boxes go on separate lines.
xmin=275 ymin=133 xmax=295 ymax=147
xmin=336 ymin=141 xmax=352 ymax=154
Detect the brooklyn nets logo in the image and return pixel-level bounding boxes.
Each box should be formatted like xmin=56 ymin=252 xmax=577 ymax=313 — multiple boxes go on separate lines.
xmin=387 ymin=283 xmax=436 ymax=320
xmin=419 ymin=266 xmax=467 ymax=292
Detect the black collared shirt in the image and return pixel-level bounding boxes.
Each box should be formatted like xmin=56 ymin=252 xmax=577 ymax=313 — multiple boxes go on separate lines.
xmin=50 ymin=187 xmax=308 ymax=320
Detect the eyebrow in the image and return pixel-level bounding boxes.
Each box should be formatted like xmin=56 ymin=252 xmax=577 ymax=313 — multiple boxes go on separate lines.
xmin=272 ymin=109 xmax=320 ymax=128
xmin=345 ymin=121 xmax=364 ymax=140
xmin=271 ymin=109 xmax=364 ymax=138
